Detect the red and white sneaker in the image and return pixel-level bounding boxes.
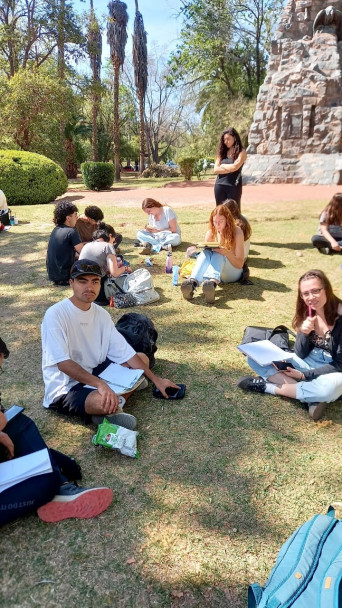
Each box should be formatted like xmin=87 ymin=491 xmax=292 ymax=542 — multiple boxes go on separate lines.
xmin=37 ymin=483 xmax=113 ymax=523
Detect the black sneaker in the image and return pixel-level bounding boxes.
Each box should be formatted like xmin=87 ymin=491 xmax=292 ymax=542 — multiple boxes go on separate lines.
xmin=181 ymin=279 xmax=196 ymax=300
xmin=202 ymin=280 xmax=216 ymax=304
xmin=237 ymin=376 xmax=266 ymax=393
xmin=308 ymin=402 xmax=327 ymax=421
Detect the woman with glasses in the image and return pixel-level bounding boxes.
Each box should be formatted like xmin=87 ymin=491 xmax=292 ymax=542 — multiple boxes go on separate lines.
xmin=238 ymin=270 xmax=342 ymax=421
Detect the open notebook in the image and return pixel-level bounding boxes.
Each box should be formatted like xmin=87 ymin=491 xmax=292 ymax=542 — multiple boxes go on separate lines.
xmin=84 ymin=363 xmax=144 ymax=394
xmin=0 ymin=448 xmax=52 ymax=493
xmin=237 ymin=340 xmax=294 ymax=366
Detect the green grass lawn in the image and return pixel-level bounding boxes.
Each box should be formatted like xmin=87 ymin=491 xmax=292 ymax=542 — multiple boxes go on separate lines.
xmin=0 ymin=197 xmax=341 ymax=607
xmin=68 ymin=172 xmax=216 ymax=191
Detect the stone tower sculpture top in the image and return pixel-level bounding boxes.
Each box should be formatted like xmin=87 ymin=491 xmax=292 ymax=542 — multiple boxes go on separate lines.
xmin=245 ymin=0 xmax=342 ymax=183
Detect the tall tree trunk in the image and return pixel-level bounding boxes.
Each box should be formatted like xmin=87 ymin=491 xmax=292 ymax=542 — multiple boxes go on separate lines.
xmin=58 ymin=0 xmax=66 ymax=171
xmin=92 ymin=92 xmax=99 ymax=161
xmin=113 ymin=63 xmax=121 ymax=181
xmin=138 ymin=94 xmax=145 ymax=174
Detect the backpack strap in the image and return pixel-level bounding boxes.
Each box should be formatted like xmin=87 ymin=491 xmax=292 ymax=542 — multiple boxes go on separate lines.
xmin=248 ymin=583 xmax=264 ymax=607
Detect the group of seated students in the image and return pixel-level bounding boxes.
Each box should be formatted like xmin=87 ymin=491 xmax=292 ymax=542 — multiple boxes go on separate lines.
xmin=2 ymin=189 xmax=342 ymax=531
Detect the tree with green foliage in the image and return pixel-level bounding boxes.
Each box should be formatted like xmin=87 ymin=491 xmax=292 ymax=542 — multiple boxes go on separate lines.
xmin=107 ymin=0 xmax=128 ymax=182
xmin=132 ymin=0 xmax=147 ymax=174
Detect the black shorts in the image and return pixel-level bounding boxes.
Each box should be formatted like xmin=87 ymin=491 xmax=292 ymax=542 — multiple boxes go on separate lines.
xmin=48 ymin=358 xmax=112 ymax=423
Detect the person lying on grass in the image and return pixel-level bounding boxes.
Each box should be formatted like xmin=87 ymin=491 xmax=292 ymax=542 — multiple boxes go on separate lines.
xmin=238 ymin=269 xmax=342 ymax=421
xmin=0 ymin=337 xmax=113 ymax=525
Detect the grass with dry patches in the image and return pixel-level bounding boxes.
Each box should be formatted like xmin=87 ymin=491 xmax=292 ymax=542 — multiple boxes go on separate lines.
xmin=1 ymin=196 xmax=341 ymax=608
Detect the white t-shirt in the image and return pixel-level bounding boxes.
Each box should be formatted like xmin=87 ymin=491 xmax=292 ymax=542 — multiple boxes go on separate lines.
xmin=148 ymin=206 xmax=181 ymax=235
xmin=0 ymin=190 xmax=7 ymax=212
xmin=41 ymin=298 xmax=135 ymax=407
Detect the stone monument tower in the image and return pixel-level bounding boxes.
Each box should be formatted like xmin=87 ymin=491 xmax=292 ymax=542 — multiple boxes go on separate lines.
xmin=245 ymin=0 xmax=342 ymax=184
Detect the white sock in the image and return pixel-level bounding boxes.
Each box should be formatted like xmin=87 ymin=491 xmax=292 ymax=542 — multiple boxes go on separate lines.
xmin=265 ymin=383 xmax=277 ymax=395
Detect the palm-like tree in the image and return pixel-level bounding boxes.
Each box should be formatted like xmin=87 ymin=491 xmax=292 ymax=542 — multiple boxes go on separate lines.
xmin=107 ymin=0 xmax=128 ymax=181
xmin=88 ymin=0 xmax=102 ymax=161
xmin=132 ymin=0 xmax=147 ymax=174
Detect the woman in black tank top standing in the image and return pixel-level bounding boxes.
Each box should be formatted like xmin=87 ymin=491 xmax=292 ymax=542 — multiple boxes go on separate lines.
xmin=214 ymin=127 xmax=247 ymax=210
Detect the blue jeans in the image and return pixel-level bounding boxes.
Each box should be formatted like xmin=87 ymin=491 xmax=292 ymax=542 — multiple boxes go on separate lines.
xmin=190 ymin=249 xmax=242 ymax=284
xmin=247 ymin=347 xmax=342 ymax=404
xmin=136 ymin=229 xmax=181 ymax=248
xmin=0 ymin=414 xmax=63 ymax=526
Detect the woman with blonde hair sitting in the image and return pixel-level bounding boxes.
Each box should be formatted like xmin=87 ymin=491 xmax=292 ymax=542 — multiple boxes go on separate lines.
xmin=136 ymin=198 xmax=181 ymax=254
xmin=180 ymin=205 xmax=244 ymax=304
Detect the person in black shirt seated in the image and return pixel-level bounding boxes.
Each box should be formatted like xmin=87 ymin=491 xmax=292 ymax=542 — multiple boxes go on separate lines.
xmin=46 ymin=200 xmax=83 ymax=286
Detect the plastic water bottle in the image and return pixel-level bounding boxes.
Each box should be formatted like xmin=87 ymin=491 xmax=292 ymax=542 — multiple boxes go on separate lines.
xmin=172 ymin=265 xmax=179 ymax=285
xmin=165 ymin=251 xmax=173 ymax=273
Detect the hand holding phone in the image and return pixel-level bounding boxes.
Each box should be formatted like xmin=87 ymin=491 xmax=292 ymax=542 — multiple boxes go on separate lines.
xmin=153 ymin=384 xmax=186 ymax=400
xmin=272 ymin=361 xmax=295 ymax=371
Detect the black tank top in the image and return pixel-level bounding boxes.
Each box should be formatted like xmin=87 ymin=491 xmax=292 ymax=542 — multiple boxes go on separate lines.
xmin=216 ymin=158 xmax=243 ymax=187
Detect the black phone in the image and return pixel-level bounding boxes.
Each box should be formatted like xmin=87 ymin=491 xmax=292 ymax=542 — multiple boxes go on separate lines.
xmin=272 ymin=361 xmax=295 ymax=371
xmin=152 ymin=384 xmax=186 ymax=400
xmin=5 ymin=405 xmax=25 ymax=422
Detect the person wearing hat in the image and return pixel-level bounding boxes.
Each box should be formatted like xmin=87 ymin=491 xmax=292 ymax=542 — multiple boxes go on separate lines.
xmin=41 ymin=259 xmax=179 ymax=426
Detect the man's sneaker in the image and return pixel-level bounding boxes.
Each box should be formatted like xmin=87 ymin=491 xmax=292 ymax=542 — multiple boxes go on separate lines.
xmin=140 ymin=242 xmax=152 ymax=255
xmin=318 ymin=247 xmax=330 ymax=255
xmin=308 ymin=402 xmax=327 ymax=421
xmin=202 ymin=280 xmax=216 ymax=304
xmin=91 ymin=411 xmax=137 ymax=430
xmin=181 ymin=279 xmax=196 ymax=300
xmin=237 ymin=376 xmax=267 ymax=393
xmin=37 ymin=483 xmax=113 ymax=523
xmin=135 ymin=377 xmax=148 ymax=391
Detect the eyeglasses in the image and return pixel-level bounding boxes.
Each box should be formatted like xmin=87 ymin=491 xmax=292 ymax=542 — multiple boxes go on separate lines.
xmin=301 ymin=288 xmax=324 ymax=299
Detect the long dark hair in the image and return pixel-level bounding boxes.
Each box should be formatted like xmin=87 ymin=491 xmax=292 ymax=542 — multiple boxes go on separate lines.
xmin=222 ymin=199 xmax=251 ymax=241
xmin=292 ymin=270 xmax=342 ymax=329
xmin=217 ymin=127 xmax=243 ymax=162
xmin=322 ymin=193 xmax=342 ymax=225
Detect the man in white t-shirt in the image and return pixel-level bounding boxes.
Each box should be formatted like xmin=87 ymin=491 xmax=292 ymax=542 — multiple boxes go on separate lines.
xmin=41 ymin=258 xmax=179 ymax=427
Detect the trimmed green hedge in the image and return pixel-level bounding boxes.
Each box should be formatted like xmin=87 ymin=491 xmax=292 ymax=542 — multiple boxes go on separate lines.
xmin=178 ymin=156 xmax=198 ymax=181
xmin=0 ymin=150 xmax=68 ymax=205
xmin=81 ymin=162 xmax=115 ymax=190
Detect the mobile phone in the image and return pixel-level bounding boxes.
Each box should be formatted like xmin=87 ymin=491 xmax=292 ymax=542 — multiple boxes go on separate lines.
xmin=152 ymin=384 xmax=186 ymax=400
xmin=272 ymin=361 xmax=295 ymax=371
xmin=5 ymin=405 xmax=25 ymax=422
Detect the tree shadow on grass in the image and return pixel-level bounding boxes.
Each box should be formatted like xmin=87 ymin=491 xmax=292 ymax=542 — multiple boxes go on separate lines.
xmin=248 ymin=258 xmax=285 ymax=270
xmin=254 ymin=241 xmax=312 ymax=251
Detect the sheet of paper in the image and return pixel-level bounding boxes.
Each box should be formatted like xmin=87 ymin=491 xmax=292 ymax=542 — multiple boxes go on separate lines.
xmin=0 ymin=448 xmax=52 ymax=493
xmin=237 ymin=340 xmax=294 ymax=366
xmin=84 ymin=364 xmax=144 ymax=392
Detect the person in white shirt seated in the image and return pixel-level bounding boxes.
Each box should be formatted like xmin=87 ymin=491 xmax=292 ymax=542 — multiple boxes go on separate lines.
xmin=136 ymin=198 xmax=181 ymax=255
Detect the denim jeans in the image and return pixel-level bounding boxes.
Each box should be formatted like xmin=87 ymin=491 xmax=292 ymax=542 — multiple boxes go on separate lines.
xmin=190 ymin=249 xmax=242 ymax=284
xmin=247 ymin=347 xmax=342 ymax=404
xmin=136 ymin=229 xmax=181 ymax=248
xmin=0 ymin=414 xmax=63 ymax=526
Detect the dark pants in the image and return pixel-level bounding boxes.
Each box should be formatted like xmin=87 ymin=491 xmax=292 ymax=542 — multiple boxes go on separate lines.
xmin=214 ymin=182 xmax=242 ymax=210
xmin=0 ymin=414 xmax=64 ymax=526
xmin=311 ymin=235 xmax=342 ymax=252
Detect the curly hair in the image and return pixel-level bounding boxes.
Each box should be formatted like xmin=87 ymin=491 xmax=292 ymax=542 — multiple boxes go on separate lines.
xmin=53 ymin=200 xmax=78 ymax=226
xmin=216 ymin=127 xmax=243 ymax=163
xmin=222 ymin=199 xmax=251 ymax=241
xmin=92 ymin=223 xmax=116 ymax=242
xmin=322 ymin=193 xmax=342 ymax=226
xmin=292 ymin=269 xmax=342 ymax=329
xmin=209 ymin=205 xmax=236 ymax=250
xmin=84 ymin=205 xmax=104 ymax=222
xmin=142 ymin=198 xmax=164 ymax=210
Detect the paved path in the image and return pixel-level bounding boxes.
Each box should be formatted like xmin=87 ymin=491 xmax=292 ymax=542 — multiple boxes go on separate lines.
xmin=63 ymin=179 xmax=339 ymax=210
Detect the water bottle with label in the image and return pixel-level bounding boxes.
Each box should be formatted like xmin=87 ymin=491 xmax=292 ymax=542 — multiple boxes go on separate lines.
xmin=165 ymin=251 xmax=173 ymax=273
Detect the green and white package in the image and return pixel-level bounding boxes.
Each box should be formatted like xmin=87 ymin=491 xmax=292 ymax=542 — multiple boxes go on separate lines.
xmin=92 ymin=418 xmax=139 ymax=458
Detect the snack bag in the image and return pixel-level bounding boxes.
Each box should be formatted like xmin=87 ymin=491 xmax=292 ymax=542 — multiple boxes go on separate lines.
xmin=92 ymin=418 xmax=139 ymax=458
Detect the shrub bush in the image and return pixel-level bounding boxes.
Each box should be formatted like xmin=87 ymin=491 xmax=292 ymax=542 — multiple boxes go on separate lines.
xmin=81 ymin=162 xmax=115 ymax=190
xmin=142 ymin=163 xmax=180 ymax=178
xmin=0 ymin=150 xmax=67 ymax=205
xmin=178 ymin=157 xmax=197 ymax=181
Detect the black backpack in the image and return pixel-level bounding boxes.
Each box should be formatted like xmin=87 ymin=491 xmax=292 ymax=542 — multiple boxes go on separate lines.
xmin=115 ymin=313 xmax=158 ymax=368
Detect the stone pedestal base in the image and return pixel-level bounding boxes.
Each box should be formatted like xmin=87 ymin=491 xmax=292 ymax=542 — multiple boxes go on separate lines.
xmin=243 ymin=154 xmax=342 ymax=185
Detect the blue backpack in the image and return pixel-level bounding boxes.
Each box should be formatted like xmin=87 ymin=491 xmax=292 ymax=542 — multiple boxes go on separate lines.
xmin=248 ymin=507 xmax=342 ymax=607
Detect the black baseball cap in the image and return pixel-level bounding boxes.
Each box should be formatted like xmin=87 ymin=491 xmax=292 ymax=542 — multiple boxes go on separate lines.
xmin=70 ymin=259 xmax=104 ymax=279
